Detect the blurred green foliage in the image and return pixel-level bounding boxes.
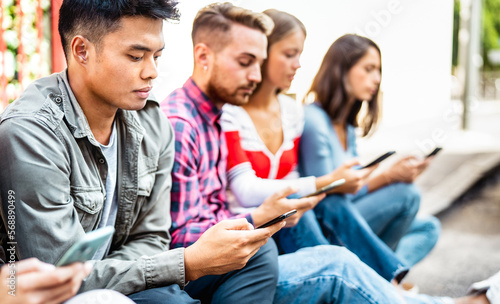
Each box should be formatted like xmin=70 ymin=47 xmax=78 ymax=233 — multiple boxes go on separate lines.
xmin=452 ymin=0 xmax=460 ymax=69
xmin=483 ymin=0 xmax=500 ymax=69
xmin=452 ymin=0 xmax=500 ymax=70
xmin=2 ymin=0 xmax=51 ymax=103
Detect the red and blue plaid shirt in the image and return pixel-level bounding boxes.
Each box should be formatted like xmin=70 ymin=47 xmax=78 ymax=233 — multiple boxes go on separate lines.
xmin=161 ymin=78 xmax=251 ymax=248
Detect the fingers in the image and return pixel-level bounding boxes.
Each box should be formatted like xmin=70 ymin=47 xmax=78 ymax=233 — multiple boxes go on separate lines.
xmin=290 ymin=194 xmax=324 ymax=211
xmin=241 ymin=220 xmax=285 ymax=247
xmin=260 ymin=220 xmax=285 ymax=236
xmin=342 ymin=158 xmax=361 ymax=168
xmin=359 ymin=165 xmax=377 ymax=176
xmin=269 ymin=186 xmax=299 ymax=200
xmin=27 ymin=276 xmax=80 ymax=304
xmin=401 ymin=155 xmax=417 ymax=161
xmin=219 ymin=218 xmax=253 ymax=231
xmin=307 ymin=193 xmax=326 ymax=206
xmin=20 ymin=263 xmax=85 ymax=290
xmin=283 ymin=213 xmax=303 ymax=227
xmin=15 ymin=258 xmax=55 ymax=275
xmin=82 ymin=261 xmax=93 ymax=278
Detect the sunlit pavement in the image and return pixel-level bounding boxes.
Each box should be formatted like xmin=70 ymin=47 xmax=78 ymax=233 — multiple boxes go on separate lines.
xmin=355 ymin=100 xmax=500 ymax=297
xmin=406 ymin=169 xmax=500 ymax=297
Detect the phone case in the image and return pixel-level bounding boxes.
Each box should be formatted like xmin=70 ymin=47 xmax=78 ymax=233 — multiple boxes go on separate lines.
xmin=55 ymin=226 xmax=115 ymax=267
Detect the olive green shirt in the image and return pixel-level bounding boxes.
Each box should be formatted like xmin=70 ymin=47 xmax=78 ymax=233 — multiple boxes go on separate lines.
xmin=0 ymin=70 xmax=185 ymax=295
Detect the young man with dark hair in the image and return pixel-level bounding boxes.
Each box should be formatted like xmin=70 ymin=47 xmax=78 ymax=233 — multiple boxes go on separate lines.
xmin=0 ymin=1 xmax=282 ymax=303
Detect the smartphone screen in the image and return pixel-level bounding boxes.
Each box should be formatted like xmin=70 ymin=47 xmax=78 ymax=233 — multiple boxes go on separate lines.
xmin=55 ymin=226 xmax=115 ymax=267
xmin=257 ymin=210 xmax=297 ymax=229
xmin=360 ymin=151 xmax=396 ymax=169
xmin=300 ymin=178 xmax=346 ymax=198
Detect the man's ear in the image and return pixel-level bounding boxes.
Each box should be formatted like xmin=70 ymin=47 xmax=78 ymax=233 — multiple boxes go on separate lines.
xmin=193 ymin=43 xmax=212 ymax=71
xmin=71 ymin=36 xmax=90 ymax=66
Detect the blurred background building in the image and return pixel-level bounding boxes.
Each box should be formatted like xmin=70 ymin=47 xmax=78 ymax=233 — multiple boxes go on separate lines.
xmin=2 ymin=0 xmax=499 ymax=129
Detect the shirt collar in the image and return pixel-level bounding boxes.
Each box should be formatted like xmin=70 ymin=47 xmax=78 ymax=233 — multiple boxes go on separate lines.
xmin=183 ymin=77 xmax=222 ymax=125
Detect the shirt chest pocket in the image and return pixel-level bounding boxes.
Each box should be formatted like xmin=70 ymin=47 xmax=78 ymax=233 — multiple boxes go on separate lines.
xmin=137 ymin=154 xmax=159 ymax=197
xmin=71 ymin=187 xmax=105 ymax=230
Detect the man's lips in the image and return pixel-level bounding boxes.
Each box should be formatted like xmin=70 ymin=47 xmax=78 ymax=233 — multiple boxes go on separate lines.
xmin=240 ymin=85 xmax=256 ymax=94
xmin=241 ymin=88 xmax=254 ymax=94
xmin=134 ymin=87 xmax=152 ymax=99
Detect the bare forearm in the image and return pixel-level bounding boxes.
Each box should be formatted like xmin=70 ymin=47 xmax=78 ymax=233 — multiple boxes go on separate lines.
xmin=367 ymin=172 xmax=394 ymax=193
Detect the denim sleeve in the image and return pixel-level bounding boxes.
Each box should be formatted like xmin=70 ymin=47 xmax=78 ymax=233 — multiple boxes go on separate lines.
xmin=299 ymin=108 xmax=336 ymax=177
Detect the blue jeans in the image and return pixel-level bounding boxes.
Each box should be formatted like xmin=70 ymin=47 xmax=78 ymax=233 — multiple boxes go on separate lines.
xmin=273 ymin=210 xmax=329 ymax=254
xmin=128 ymin=240 xmax=278 ymax=304
xmin=313 ymin=194 xmax=408 ymax=282
xmin=396 ymin=215 xmax=441 ymax=266
xmin=275 ymin=245 xmax=452 ymax=304
xmin=128 ymin=285 xmax=199 ymax=304
xmin=353 ymin=183 xmax=440 ymax=266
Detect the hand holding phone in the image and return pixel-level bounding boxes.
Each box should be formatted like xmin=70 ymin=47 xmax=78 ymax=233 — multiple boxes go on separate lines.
xmin=257 ymin=210 xmax=297 ymax=229
xmin=300 ymin=179 xmax=346 ymax=198
xmin=426 ymin=147 xmax=442 ymax=158
xmin=55 ymin=226 xmax=115 ymax=267
xmin=360 ymin=151 xmax=396 ymax=169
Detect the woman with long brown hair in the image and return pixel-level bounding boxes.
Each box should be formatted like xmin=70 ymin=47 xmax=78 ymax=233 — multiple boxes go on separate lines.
xmin=299 ymin=34 xmax=441 ymax=266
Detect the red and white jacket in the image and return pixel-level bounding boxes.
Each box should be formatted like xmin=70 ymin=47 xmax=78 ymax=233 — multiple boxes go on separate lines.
xmin=221 ymin=94 xmax=316 ymax=214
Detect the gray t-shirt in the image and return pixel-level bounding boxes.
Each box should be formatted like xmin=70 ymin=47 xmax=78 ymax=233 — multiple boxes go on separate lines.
xmin=93 ymin=122 xmax=118 ymax=260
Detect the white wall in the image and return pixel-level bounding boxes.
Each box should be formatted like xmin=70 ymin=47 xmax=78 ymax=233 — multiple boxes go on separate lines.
xmin=154 ymin=0 xmax=454 ymax=126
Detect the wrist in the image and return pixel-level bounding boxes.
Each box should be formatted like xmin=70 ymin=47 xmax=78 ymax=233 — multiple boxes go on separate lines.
xmin=250 ymin=205 xmax=269 ymax=228
xmin=315 ymin=175 xmax=332 ymax=190
xmin=383 ymin=170 xmax=397 ymax=184
xmin=184 ymin=246 xmax=203 ymax=282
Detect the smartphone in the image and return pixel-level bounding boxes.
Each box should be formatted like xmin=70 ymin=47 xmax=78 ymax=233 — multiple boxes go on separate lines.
xmin=426 ymin=147 xmax=442 ymax=158
xmin=300 ymin=178 xmax=346 ymax=198
xmin=55 ymin=226 xmax=115 ymax=267
xmin=360 ymin=151 xmax=396 ymax=169
xmin=257 ymin=210 xmax=297 ymax=229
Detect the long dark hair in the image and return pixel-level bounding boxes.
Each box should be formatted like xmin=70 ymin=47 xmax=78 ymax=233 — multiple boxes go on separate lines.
xmin=306 ymin=34 xmax=381 ymax=136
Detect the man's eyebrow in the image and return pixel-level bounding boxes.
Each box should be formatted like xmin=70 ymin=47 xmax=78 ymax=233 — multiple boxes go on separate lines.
xmin=128 ymin=44 xmax=165 ymax=52
xmin=240 ymin=52 xmax=256 ymax=59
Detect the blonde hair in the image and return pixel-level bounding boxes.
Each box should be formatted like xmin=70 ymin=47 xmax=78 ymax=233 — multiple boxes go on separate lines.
xmin=192 ymin=2 xmax=274 ymax=51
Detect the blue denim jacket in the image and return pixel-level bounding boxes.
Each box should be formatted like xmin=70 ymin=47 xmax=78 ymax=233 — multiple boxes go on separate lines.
xmin=0 ymin=71 xmax=185 ymax=295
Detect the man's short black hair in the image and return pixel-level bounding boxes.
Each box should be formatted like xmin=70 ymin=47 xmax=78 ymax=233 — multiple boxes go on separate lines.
xmin=58 ymin=0 xmax=180 ymax=60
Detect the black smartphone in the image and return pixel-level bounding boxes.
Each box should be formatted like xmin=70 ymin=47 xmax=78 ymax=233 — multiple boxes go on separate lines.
xmin=360 ymin=151 xmax=396 ymax=169
xmin=300 ymin=178 xmax=346 ymax=198
xmin=426 ymin=147 xmax=442 ymax=158
xmin=257 ymin=210 xmax=297 ymax=229
xmin=55 ymin=226 xmax=115 ymax=267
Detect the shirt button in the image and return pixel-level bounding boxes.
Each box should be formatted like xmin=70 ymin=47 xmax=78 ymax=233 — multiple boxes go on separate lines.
xmin=54 ymin=96 xmax=62 ymax=103
xmin=98 ymin=158 xmax=105 ymax=164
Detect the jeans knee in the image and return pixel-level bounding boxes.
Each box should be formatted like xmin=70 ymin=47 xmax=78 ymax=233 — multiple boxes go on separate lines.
xmin=391 ymin=183 xmax=421 ymax=214
xmin=316 ymin=245 xmax=361 ymax=269
xmin=255 ymin=239 xmax=280 ymax=283
xmin=316 ymin=195 xmax=351 ymax=218
xmin=418 ymin=216 xmax=441 ymax=245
